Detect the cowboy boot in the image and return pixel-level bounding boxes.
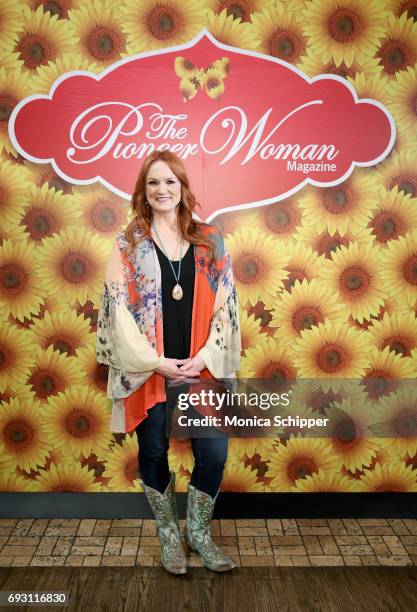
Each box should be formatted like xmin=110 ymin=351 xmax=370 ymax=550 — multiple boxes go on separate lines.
xmin=184 ymin=483 xmax=235 ymax=572
xmin=140 ymin=471 xmax=187 ymax=575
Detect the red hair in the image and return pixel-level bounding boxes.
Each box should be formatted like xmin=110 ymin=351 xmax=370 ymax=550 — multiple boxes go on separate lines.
xmin=124 ymin=151 xmax=216 ymax=260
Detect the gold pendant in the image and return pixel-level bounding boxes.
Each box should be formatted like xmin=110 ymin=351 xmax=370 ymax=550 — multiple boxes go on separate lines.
xmin=172 ymin=284 xmax=183 ymax=300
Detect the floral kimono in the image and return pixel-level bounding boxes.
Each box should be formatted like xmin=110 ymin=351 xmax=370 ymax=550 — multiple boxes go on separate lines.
xmin=96 ymin=225 xmax=241 ymax=433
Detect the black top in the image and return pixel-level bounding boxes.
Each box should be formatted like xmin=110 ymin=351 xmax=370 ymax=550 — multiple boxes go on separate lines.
xmin=153 ymin=240 xmax=195 ymax=360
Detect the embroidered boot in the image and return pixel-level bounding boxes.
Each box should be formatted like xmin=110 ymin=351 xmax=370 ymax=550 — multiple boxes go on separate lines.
xmin=184 ymin=483 xmax=235 ymax=572
xmin=140 ymin=471 xmax=187 ymax=575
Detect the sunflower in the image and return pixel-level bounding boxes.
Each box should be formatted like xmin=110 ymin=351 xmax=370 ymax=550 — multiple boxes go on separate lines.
xmin=76 ymin=342 xmax=108 ymax=395
xmin=228 ymin=437 xmax=276 ymax=462
xmin=0 ymin=0 xmax=22 ymax=52
xmin=103 ymin=433 xmax=141 ymax=492
xmin=239 ymin=337 xmax=297 ymax=389
xmin=294 ymin=224 xmax=373 ymax=262
xmin=175 ymin=471 xmax=191 ymax=492
xmin=387 ymin=64 xmax=417 ymax=139
xmin=28 ymin=294 xmax=68 ymax=325
xmin=298 ymin=172 xmax=379 ymax=237
xmin=279 ymin=402 xmax=324 ymax=439
xmin=394 ymin=294 xmax=417 ymax=317
xmin=35 ymin=227 xmax=110 ymax=306
xmin=245 ymin=452 xmax=274 ymax=485
xmin=121 ymin=0 xmax=206 ymax=54
xmin=0 ymin=239 xmax=45 ymax=322
xmin=2 ymin=148 xmax=31 ymax=167
xmin=35 ymin=462 xmax=103 ymax=491
xmin=167 ymin=437 xmax=194 ymax=472
xmin=0 ymin=50 xmax=25 ymax=73
xmin=251 ymin=2 xmax=308 ymax=64
xmin=211 ymin=208 xmax=257 ymax=237
xmin=368 ymin=186 xmax=417 ymax=248
xmin=376 ymin=147 xmax=417 ymax=197
xmin=280 ymin=242 xmax=325 ymax=294
xmin=379 ymin=229 xmax=417 ymax=305
xmin=293 ymin=469 xmax=361 ymax=491
xmin=0 ymin=440 xmax=9 ymax=468
xmin=26 ymin=0 xmax=77 ymax=20
xmin=302 ymin=0 xmax=387 ymax=68
xmin=68 ymin=1 xmax=127 ymax=67
xmin=78 ymin=450 xmax=111 ymax=487
xmin=318 ymin=242 xmax=386 ymax=324
xmin=372 ymin=438 xmax=397 ymax=467
xmin=322 ymin=398 xmax=378 ymax=471
xmin=174 ymin=56 xmax=203 ymax=83
xmin=0 ymin=397 xmax=51 ymax=472
xmin=270 ymin=278 xmax=345 ymax=348
xmin=385 ymin=0 xmax=417 ymax=20
xmin=0 ymin=161 xmax=31 ymax=235
xmin=74 ymin=298 xmax=99 ymax=331
xmin=225 ymin=227 xmax=289 ymax=307
xmin=266 ymin=436 xmax=340 ymax=491
xmin=297 ymin=51 xmax=383 ymax=79
xmin=0 ymin=219 xmax=28 ymax=244
xmin=199 ymin=67 xmax=226 ymax=99
xmin=246 ymin=299 xmax=276 ymax=330
xmin=206 ymin=0 xmax=274 ymax=22
xmin=367 ymin=311 xmax=417 ymax=357
xmin=240 ymin=309 xmax=265 ymax=356
xmin=289 ymin=379 xmax=367 ymax=416
xmin=359 ymin=462 xmax=417 ymax=491
xmin=348 ymin=297 xmax=400 ymax=333
xmin=220 ymin=459 xmax=265 ymax=491
xmin=376 ymin=13 xmax=417 ymax=78
xmin=347 ymin=72 xmax=391 ymax=108
xmin=253 ymin=197 xmax=304 ymax=242
xmin=177 ymin=77 xmax=198 ymax=102
xmin=361 ymin=346 xmax=417 ymax=403
xmin=72 ymin=184 xmax=128 ymax=238
xmin=23 ymin=163 xmax=70 ymax=197
xmin=0 ymin=324 xmax=34 ymax=393
xmin=27 ymin=309 xmax=93 ymax=357
xmin=31 ymin=54 xmax=99 ymax=94
xmin=372 ymin=386 xmax=417 ymax=458
xmin=292 ymin=320 xmax=371 ymax=389
xmin=393 ymin=125 xmax=417 ymax=152
xmin=27 ymin=345 xmax=84 ymax=403
xmin=206 ymin=8 xmax=260 ymax=50
xmin=0 ymin=382 xmax=34 ymax=407
xmin=13 ymin=6 xmax=75 ymax=75
xmin=43 ymin=386 xmax=112 ymax=457
xmin=45 ymin=447 xmax=77 ymax=470
xmin=19 ymin=183 xmax=82 ymax=245
xmin=0 ymin=472 xmax=40 ymax=492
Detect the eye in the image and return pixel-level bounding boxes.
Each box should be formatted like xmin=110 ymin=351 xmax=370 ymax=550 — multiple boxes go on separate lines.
xmin=148 ymin=180 xmax=157 ymax=185
xmin=167 ymin=179 xmax=176 ymax=184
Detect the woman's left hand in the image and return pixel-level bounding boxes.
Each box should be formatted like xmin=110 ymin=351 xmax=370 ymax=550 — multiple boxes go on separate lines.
xmin=178 ymin=354 xmax=205 ymax=378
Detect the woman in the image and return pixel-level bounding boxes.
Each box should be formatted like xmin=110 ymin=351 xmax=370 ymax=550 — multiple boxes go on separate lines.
xmin=96 ymin=151 xmax=241 ymax=575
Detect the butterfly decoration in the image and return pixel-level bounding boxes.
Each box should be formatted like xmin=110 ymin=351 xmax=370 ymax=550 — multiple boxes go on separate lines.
xmin=174 ymin=56 xmax=230 ymax=102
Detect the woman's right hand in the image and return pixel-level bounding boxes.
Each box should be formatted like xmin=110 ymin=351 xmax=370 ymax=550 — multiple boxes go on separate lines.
xmin=154 ymin=357 xmax=190 ymax=379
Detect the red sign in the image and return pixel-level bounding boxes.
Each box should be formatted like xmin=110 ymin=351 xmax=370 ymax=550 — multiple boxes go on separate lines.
xmin=9 ymin=31 xmax=395 ymax=222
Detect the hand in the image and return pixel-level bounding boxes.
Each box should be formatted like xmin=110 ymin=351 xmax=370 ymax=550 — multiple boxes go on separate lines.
xmin=178 ymin=354 xmax=206 ymax=378
xmin=155 ymin=357 xmax=190 ymax=380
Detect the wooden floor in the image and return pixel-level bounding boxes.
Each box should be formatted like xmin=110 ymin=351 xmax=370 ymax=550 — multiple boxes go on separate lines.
xmin=0 ymin=566 xmax=417 ymax=611
xmin=2 ymin=519 xmax=417 ymax=611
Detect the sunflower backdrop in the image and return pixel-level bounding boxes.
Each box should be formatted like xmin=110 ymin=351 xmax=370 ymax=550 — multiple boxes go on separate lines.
xmin=1 ymin=0 xmax=417 ymax=495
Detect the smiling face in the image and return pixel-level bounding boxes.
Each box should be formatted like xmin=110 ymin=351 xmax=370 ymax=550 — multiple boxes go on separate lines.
xmin=145 ymin=160 xmax=182 ymax=216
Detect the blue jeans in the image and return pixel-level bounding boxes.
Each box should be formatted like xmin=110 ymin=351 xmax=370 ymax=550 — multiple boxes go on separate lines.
xmin=135 ymin=401 xmax=228 ymax=498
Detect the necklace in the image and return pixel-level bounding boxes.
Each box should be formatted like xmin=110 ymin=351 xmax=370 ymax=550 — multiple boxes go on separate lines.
xmin=152 ymin=223 xmax=183 ymax=300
